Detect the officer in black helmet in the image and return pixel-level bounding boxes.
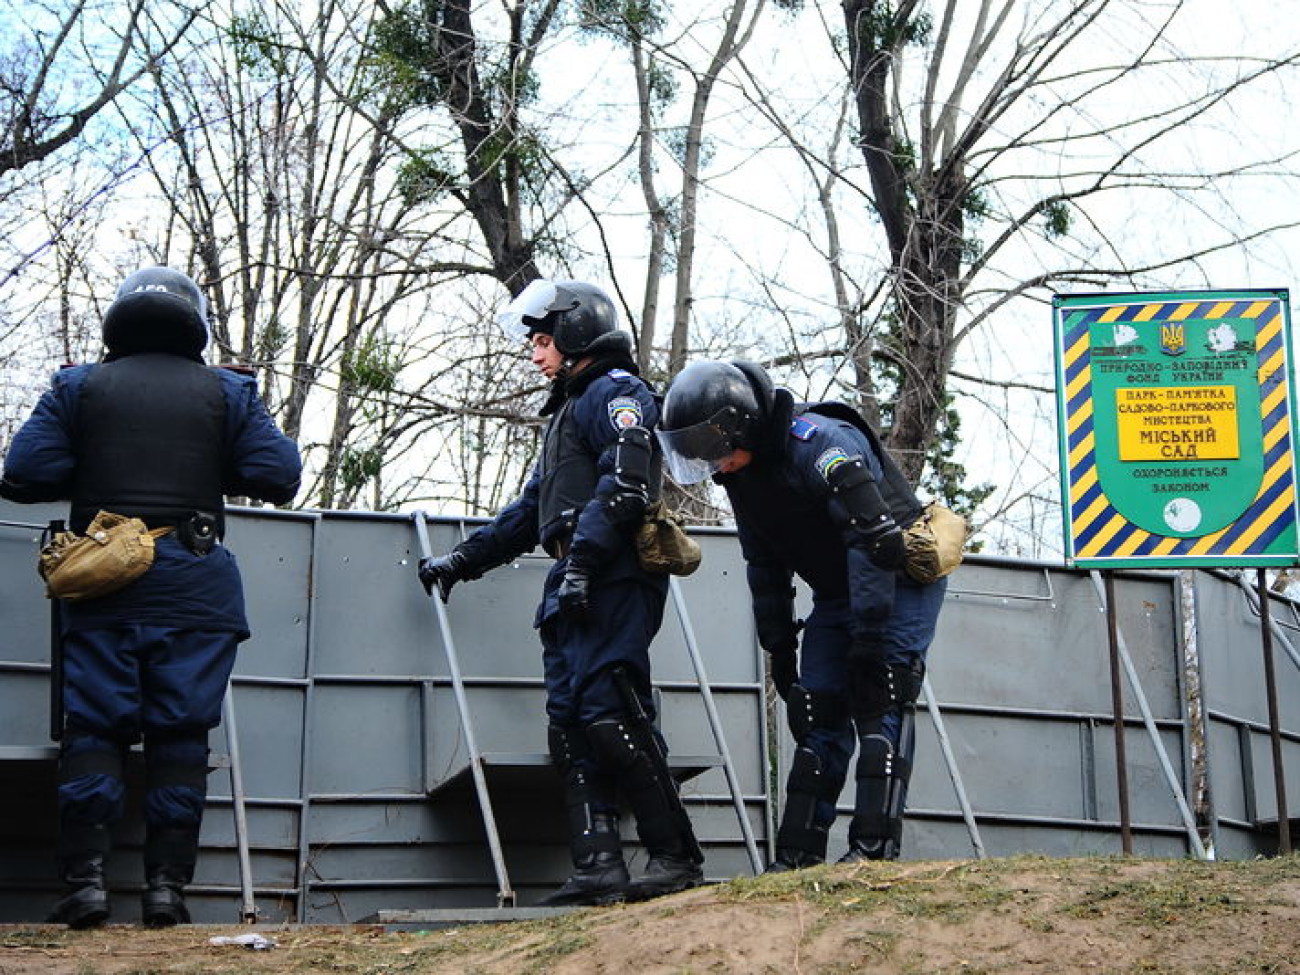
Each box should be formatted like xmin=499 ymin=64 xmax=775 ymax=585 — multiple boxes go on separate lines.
xmin=418 ymin=279 xmax=704 ymax=905
xmin=1 ymin=267 xmax=302 ymax=927
xmin=658 ymin=360 xmax=947 ymax=869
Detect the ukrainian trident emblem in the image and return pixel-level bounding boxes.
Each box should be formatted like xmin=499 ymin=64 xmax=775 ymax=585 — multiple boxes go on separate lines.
xmin=1160 ymin=322 xmax=1186 ymax=357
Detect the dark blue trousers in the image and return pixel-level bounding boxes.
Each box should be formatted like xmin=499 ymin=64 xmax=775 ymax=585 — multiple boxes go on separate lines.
xmin=58 ymin=625 xmax=239 ymax=838
xmin=797 ymin=574 xmax=947 ymax=827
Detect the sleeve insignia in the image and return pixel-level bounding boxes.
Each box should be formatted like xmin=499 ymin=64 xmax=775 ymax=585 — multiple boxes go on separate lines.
xmin=815 ymin=446 xmax=852 ymax=482
xmin=608 ymin=396 xmax=644 ymax=430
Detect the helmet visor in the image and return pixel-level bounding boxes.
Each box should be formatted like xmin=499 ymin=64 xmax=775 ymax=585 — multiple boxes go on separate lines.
xmin=497 ymin=280 xmax=578 ymax=342
xmin=656 ymin=410 xmax=742 ymax=484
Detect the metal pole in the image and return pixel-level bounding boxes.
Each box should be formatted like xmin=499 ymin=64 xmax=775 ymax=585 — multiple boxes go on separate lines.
xmin=45 ymin=519 xmax=65 ymax=743
xmin=668 ymin=577 xmax=764 ymax=874
xmin=221 ymin=687 xmax=258 ymax=922
xmin=1103 ymin=572 xmax=1134 ymax=854
xmin=1089 ymin=572 xmax=1207 ymax=859
xmin=921 ymin=674 xmax=986 ymax=858
xmin=1234 ymin=575 xmax=1300 ymax=672
xmin=411 ymin=512 xmax=516 ymax=907
xmin=1256 ymin=568 xmax=1291 ymax=855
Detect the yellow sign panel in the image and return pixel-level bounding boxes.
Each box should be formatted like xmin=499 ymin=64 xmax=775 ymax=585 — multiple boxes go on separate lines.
xmin=1116 ymin=385 xmax=1239 ymax=461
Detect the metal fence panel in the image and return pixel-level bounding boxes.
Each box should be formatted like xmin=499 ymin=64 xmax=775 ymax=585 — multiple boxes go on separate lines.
xmin=1194 ymin=570 xmax=1300 ymax=855
xmin=4 ymin=499 xmax=1297 ymax=925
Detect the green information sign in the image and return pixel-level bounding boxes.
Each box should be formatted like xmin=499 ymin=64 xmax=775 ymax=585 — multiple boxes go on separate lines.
xmin=1053 ymin=289 xmax=1300 ymax=568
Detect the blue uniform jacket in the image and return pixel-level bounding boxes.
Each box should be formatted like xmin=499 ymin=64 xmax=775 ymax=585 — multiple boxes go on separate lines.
xmin=719 ymin=408 xmax=898 ymax=654
xmin=456 ymin=366 xmax=665 ymax=624
xmin=1 ymin=363 xmax=302 ymax=636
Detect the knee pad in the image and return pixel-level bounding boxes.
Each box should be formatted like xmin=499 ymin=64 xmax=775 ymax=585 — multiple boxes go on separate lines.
xmin=548 ymin=723 xmax=590 ymax=779
xmin=899 ymin=657 xmax=925 ymax=705
xmin=550 ymin=723 xmax=614 ymax=809
xmin=142 ymin=733 xmax=211 ymax=829
xmin=57 ymin=736 xmax=128 ymax=831
xmin=587 ymin=718 xmax=698 ymax=861
xmin=785 ymin=683 xmax=850 ymax=744
xmin=850 ymin=657 xmax=925 ymax=722
xmin=586 ymin=717 xmax=653 ymax=776
xmin=59 ymin=735 xmax=126 ymax=785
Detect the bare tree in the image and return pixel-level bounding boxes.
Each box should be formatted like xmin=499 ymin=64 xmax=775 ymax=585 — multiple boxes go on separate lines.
xmin=0 ymin=0 xmax=201 ymax=178
xmin=114 ymin=0 xmax=521 ymax=509
xmin=578 ymin=2 xmax=773 ymax=378
xmin=372 ymin=0 xmax=560 ymax=294
xmin=8 ymin=0 xmax=1300 ymax=551
xmin=829 ymin=0 xmax=1300 ymax=485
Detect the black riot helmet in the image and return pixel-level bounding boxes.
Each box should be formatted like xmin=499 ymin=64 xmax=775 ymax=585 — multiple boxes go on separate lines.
xmin=497 ymin=279 xmax=630 ymax=360
xmin=101 ymin=266 xmax=209 ymax=361
xmin=658 ymin=360 xmax=773 ymax=483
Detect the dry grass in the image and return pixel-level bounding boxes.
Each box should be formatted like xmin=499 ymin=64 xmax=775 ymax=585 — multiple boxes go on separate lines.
xmin=3 ymin=855 xmax=1299 ymax=974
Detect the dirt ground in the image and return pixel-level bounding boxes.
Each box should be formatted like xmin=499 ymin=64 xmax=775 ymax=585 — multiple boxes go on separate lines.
xmin=2 ymin=855 xmax=1298 ymax=975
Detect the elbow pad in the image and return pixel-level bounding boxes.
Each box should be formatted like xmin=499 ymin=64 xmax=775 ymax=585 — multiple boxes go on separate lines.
xmin=827 ymin=456 xmax=904 ymax=570
xmin=604 ymin=425 xmax=654 ymax=524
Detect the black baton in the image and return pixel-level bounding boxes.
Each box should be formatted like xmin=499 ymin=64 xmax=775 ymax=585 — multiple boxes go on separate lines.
xmin=43 ymin=519 xmax=65 ymax=742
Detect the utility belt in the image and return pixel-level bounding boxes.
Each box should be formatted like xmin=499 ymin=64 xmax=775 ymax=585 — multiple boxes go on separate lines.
xmin=104 ymin=510 xmax=221 ymax=555
xmin=40 ymin=509 xmax=222 ymax=603
xmin=164 ymin=511 xmax=221 ymax=555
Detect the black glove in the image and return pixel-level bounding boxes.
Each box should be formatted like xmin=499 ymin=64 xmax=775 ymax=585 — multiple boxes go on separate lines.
xmin=767 ymin=643 xmax=798 ymax=701
xmin=418 ymin=549 xmax=468 ymax=603
xmin=864 ymin=520 xmax=906 ymax=570
xmin=557 ymin=563 xmax=592 ymax=622
xmin=755 ymin=615 xmax=799 ymax=657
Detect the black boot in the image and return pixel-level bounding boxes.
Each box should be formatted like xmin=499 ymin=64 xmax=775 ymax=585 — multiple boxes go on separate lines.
xmin=48 ymin=855 xmax=110 ymax=929
xmin=141 ymin=864 xmax=192 ymax=927
xmin=624 ymin=852 xmax=703 ymax=900
xmin=765 ymin=844 xmax=827 ymax=874
xmin=765 ymin=745 xmax=833 ymax=874
xmin=141 ymin=826 xmax=199 ymax=927
xmin=539 ymin=811 xmax=629 ymax=907
xmin=838 ymin=837 xmax=894 ymax=863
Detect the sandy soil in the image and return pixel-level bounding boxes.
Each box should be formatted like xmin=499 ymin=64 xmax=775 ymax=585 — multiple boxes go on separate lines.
xmin=2 ymin=855 xmax=1298 ymax=974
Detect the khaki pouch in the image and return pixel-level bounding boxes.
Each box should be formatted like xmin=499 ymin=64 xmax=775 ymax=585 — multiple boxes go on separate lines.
xmin=636 ymin=500 xmax=703 ymax=577
xmin=39 ymin=510 xmax=172 ymax=601
xmin=901 ymin=502 xmax=968 ymax=585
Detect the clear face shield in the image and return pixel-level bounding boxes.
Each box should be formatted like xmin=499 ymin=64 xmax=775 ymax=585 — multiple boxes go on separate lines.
xmin=496 ymin=280 xmax=578 ymax=343
xmin=655 ymin=407 xmax=747 ymax=484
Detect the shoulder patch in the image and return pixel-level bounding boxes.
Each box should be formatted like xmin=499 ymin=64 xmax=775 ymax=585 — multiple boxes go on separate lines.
xmin=608 ymin=396 xmax=644 ymax=430
xmin=815 ymin=446 xmax=852 ymax=482
xmin=607 ymin=368 xmax=634 ymax=379
xmin=790 ymin=417 xmax=819 ymax=441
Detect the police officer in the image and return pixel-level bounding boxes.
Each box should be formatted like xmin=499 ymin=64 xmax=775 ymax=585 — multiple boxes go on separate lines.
xmin=418 ymin=279 xmax=704 ymax=905
xmin=658 ymin=360 xmax=946 ymax=869
xmin=0 ymin=267 xmax=302 ymax=927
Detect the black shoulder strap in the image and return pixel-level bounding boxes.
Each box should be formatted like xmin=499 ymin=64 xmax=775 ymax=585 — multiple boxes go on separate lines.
xmin=801 ymin=401 xmax=881 ymax=448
